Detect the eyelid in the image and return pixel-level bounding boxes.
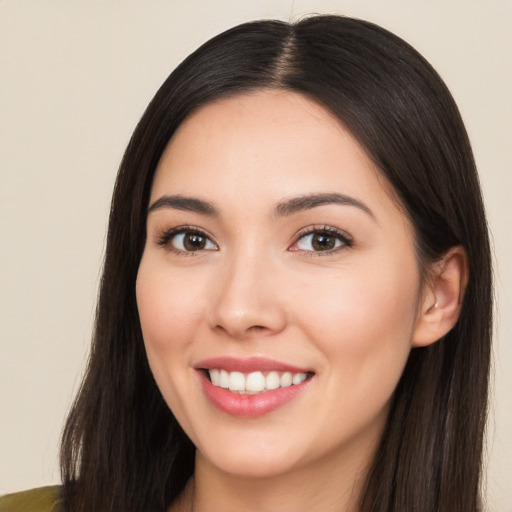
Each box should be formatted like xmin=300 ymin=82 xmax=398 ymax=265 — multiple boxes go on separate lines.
xmin=289 ymin=225 xmax=353 ymax=254
xmin=155 ymin=225 xmax=218 ymax=254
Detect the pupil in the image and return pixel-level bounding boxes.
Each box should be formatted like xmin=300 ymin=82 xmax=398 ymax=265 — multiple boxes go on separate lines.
xmin=184 ymin=234 xmax=205 ymax=251
xmin=313 ymin=234 xmax=334 ymax=251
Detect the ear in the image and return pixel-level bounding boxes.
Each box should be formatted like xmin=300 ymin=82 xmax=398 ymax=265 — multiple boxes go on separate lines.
xmin=412 ymin=246 xmax=469 ymax=347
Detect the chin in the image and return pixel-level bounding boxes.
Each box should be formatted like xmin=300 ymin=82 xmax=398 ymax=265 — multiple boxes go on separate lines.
xmin=195 ymin=430 xmax=307 ymax=479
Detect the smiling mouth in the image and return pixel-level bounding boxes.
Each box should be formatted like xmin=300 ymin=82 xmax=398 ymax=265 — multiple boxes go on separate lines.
xmin=197 ymin=358 xmax=315 ymax=416
xmin=204 ymin=369 xmax=314 ymax=394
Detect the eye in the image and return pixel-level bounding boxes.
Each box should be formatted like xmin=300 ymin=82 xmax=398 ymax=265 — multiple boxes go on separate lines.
xmin=290 ymin=227 xmax=352 ymax=254
xmin=172 ymin=232 xmax=216 ymax=252
xmin=157 ymin=227 xmax=218 ymax=253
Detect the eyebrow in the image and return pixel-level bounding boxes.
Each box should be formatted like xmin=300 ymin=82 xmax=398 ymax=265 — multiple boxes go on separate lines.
xmin=274 ymin=193 xmax=375 ymax=219
xmin=148 ymin=195 xmax=219 ymax=216
xmin=147 ymin=192 xmax=374 ymax=219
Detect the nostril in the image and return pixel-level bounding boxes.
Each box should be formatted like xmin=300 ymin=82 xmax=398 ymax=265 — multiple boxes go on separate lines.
xmin=246 ymin=325 xmax=269 ymax=335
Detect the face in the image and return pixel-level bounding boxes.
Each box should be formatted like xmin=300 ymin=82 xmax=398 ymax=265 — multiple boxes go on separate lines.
xmin=136 ymin=91 xmax=424 ymax=479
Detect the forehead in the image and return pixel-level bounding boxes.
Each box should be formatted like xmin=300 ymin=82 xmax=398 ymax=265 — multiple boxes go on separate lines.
xmin=151 ymin=91 xmax=400 ymax=224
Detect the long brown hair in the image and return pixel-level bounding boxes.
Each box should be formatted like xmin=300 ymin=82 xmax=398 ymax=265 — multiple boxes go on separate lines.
xmin=60 ymin=15 xmax=492 ymax=512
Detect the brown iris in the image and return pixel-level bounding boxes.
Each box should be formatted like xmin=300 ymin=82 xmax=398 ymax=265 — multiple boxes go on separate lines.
xmin=311 ymin=232 xmax=337 ymax=251
xmin=183 ymin=233 xmax=207 ymax=251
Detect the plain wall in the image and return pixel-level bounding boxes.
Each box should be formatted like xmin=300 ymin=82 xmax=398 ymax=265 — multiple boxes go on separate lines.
xmin=1 ymin=1 xmax=511 ymax=510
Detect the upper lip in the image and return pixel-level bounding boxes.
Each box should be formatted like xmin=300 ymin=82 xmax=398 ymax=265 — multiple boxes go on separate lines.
xmin=194 ymin=356 xmax=312 ymax=374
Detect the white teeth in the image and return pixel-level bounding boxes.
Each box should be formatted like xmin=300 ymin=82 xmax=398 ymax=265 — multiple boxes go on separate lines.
xmin=292 ymin=373 xmax=307 ymax=385
xmin=246 ymin=371 xmax=266 ymax=392
xmin=210 ymin=369 xmax=220 ymax=386
xmin=280 ymin=372 xmax=293 ymax=387
xmin=219 ymin=369 xmax=229 ymax=389
xmin=228 ymin=371 xmax=245 ymax=391
xmin=265 ymin=371 xmax=280 ymax=390
xmin=207 ymin=369 xmax=309 ymax=393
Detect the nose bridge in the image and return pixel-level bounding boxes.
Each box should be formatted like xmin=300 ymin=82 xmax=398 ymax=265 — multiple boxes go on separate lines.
xmin=208 ymin=242 xmax=285 ymax=338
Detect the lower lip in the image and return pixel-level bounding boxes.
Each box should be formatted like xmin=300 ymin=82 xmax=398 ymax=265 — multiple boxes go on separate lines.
xmin=198 ymin=371 xmax=312 ymax=418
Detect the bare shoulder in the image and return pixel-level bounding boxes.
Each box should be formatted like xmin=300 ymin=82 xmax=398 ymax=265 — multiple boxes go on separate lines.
xmin=0 ymin=486 xmax=62 ymax=512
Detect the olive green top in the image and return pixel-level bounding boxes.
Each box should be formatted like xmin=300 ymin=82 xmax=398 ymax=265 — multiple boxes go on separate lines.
xmin=0 ymin=486 xmax=62 ymax=512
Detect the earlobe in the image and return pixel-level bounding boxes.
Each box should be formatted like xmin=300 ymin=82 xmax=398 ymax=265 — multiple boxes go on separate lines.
xmin=412 ymin=246 xmax=468 ymax=347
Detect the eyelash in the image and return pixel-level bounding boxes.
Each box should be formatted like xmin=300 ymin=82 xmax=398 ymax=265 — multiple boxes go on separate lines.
xmin=156 ymin=225 xmax=216 ymax=256
xmin=155 ymin=224 xmax=353 ymax=256
xmin=291 ymin=225 xmax=353 ymax=256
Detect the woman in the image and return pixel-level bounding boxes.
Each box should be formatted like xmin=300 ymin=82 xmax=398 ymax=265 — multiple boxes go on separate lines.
xmin=0 ymin=14 xmax=492 ymax=512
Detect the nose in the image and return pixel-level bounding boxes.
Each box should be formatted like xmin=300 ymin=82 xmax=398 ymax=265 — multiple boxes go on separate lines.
xmin=207 ymin=250 xmax=287 ymax=340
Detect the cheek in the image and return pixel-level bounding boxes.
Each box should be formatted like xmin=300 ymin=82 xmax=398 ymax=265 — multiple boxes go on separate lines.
xmin=292 ymin=256 xmax=420 ymax=382
xmin=136 ymin=258 xmax=205 ymax=352
xmin=289 ymin=259 xmax=420 ymax=443
xmin=135 ymin=255 xmax=207 ymax=427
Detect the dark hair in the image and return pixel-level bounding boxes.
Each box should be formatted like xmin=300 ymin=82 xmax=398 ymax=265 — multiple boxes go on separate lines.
xmin=60 ymin=15 xmax=492 ymax=512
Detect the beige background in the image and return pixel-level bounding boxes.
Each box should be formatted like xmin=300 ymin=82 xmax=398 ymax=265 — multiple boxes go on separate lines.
xmin=1 ymin=1 xmax=510 ymax=510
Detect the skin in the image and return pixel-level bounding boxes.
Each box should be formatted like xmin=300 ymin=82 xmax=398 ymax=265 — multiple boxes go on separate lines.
xmin=136 ymin=91 xmax=466 ymax=512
